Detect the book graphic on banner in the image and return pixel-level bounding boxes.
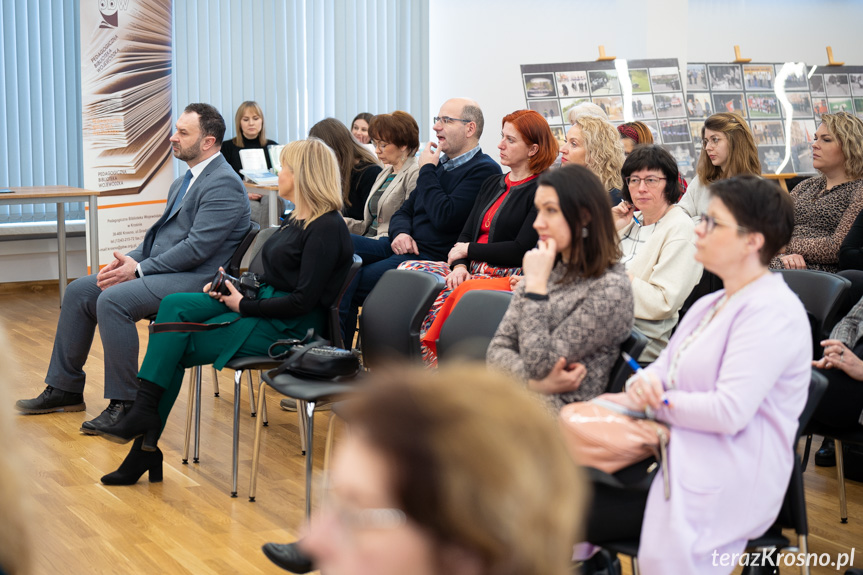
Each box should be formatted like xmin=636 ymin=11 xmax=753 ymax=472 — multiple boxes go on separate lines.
xmin=81 ymin=0 xmax=172 ymax=193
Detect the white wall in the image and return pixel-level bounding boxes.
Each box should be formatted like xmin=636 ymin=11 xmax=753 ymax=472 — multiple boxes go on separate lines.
xmin=429 ymin=0 xmax=863 ymax=163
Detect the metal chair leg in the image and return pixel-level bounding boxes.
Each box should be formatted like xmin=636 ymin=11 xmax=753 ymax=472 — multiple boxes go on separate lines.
xmin=322 ymin=412 xmax=338 ymax=495
xmin=259 ymin=371 xmax=268 ymax=426
xmin=799 ymin=534 xmax=810 ymax=575
xmin=231 ymin=368 xmax=242 ymax=498
xmin=298 ymin=401 xmax=309 ymax=455
xmin=193 ymin=364 xmax=202 ymax=463
xmin=836 ymin=439 xmax=848 ymax=523
xmin=632 ymin=557 xmax=640 ymax=575
xmin=212 ymin=366 xmax=220 ymax=397
xmin=801 ymin=434 xmax=813 ymax=472
xmin=304 ymin=399 xmax=317 ymax=520
xmin=249 ymin=381 xmax=267 ymax=502
xmin=247 ymin=369 xmax=257 ymax=416
xmin=182 ymin=368 xmax=196 ymax=464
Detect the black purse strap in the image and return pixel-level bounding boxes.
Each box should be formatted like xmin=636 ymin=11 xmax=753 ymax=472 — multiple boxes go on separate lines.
xmin=149 ymin=318 xmax=239 ymax=334
xmin=269 ymin=339 xmax=329 ymax=378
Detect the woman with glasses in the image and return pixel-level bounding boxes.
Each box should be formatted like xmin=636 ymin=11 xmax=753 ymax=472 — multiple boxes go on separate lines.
xmin=309 ymin=118 xmax=382 ymax=221
xmin=587 ymin=175 xmax=810 ymax=574
xmin=770 ymin=112 xmax=863 ymax=273
xmin=676 ymin=112 xmax=761 ymax=221
xmin=618 ymin=121 xmax=688 ymax=198
xmin=612 ymin=145 xmax=703 ymax=362
xmin=559 ymin=114 xmax=625 ymax=205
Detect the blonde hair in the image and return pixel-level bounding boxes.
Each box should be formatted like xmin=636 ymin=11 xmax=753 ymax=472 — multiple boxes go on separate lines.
xmin=820 ymin=112 xmax=863 ymax=179
xmin=232 ymin=101 xmax=268 ymax=148
xmin=0 ymin=330 xmax=30 ymax=575
xmin=279 ymin=139 xmax=344 ymax=228
xmin=575 ymin=115 xmax=625 ymax=191
xmin=342 ymin=364 xmax=587 ymax=575
xmin=696 ymin=112 xmax=760 ymax=183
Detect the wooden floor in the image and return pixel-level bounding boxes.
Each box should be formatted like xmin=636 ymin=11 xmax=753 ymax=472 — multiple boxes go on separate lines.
xmin=2 ymin=286 xmax=862 ymax=574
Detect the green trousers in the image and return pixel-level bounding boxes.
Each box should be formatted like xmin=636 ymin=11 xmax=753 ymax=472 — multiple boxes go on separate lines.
xmin=137 ymin=291 xmax=324 ymax=435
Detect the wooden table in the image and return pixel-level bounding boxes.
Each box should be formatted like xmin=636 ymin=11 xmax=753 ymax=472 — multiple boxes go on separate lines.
xmin=1 ymin=186 xmax=100 ymax=304
xmin=243 ymin=182 xmax=280 ymax=226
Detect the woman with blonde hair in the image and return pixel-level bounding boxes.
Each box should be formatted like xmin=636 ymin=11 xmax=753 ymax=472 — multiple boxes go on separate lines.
xmin=91 ymin=139 xmax=354 ymax=485
xmin=677 ymin=112 xmax=761 ymax=220
xmin=559 ymin=114 xmax=625 ymax=204
xmin=266 ymin=365 xmax=588 ymax=575
xmin=772 ymin=112 xmax=863 ymax=272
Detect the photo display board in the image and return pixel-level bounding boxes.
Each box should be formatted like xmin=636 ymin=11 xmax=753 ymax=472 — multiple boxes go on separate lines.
xmin=521 ymin=59 xmax=698 ymax=179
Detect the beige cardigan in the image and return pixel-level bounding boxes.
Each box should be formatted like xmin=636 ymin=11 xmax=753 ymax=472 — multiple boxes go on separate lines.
xmin=344 ymin=156 xmax=420 ymax=238
xmin=619 ymin=205 xmax=703 ymax=362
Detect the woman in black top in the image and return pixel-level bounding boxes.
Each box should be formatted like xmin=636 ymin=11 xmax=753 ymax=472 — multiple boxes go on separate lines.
xmin=92 ymin=139 xmax=353 ymax=485
xmin=309 ymin=118 xmax=382 ymax=220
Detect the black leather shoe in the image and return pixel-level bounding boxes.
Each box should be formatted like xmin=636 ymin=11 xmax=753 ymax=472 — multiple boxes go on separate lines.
xmin=16 ymin=386 xmax=85 ymax=414
xmin=262 ymin=542 xmax=314 ymax=573
xmin=815 ymin=437 xmax=836 ymax=467
xmin=81 ymin=400 xmax=134 ymax=434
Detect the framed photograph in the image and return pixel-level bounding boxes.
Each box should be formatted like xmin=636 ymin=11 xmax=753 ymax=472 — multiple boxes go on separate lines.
xmin=591 ymin=96 xmax=624 ymax=121
xmin=665 ymin=144 xmax=697 ymax=179
xmin=686 ymin=93 xmax=713 ymax=118
xmin=712 ymin=93 xmax=746 ymax=117
xmin=628 ymin=69 xmax=652 ymax=93
xmin=689 ymin=121 xmax=705 ymax=146
xmin=588 ymin=70 xmax=621 ymax=95
xmin=746 ymin=93 xmax=781 ymax=118
xmin=523 ymin=73 xmax=557 ymax=99
xmin=549 ymin=125 xmax=567 ymax=147
xmin=810 ymin=74 xmax=825 ymax=96
xmin=708 ymin=64 xmax=743 ymax=91
xmin=828 ymin=98 xmax=854 ymax=114
xmin=775 ymin=63 xmax=809 ymax=91
xmin=743 ymin=64 xmax=775 ymax=91
xmin=559 ymin=97 xmax=592 ymax=124
xmin=556 ymin=71 xmax=589 ymax=98
xmin=812 ymin=97 xmax=829 ymax=120
xmin=786 ymin=92 xmax=813 ymax=117
xmin=659 ymin=119 xmax=691 ymax=144
xmin=854 ymin=97 xmax=863 ymax=117
xmin=650 ymin=67 xmax=682 ymax=92
xmin=750 ymin=120 xmax=785 ymax=146
xmin=630 ymin=94 xmax=656 ymax=119
xmin=788 ymin=119 xmax=817 ymax=174
xmin=758 ymin=146 xmax=793 ymax=174
xmin=641 ymin=120 xmax=660 ymax=142
xmin=527 ymin=99 xmax=563 ymax=123
xmin=850 ymin=74 xmax=863 ymax=97
xmin=824 ymin=73 xmax=851 ymax=96
xmin=686 ymin=64 xmax=709 ymax=91
xmin=654 ymin=92 xmax=686 ymax=118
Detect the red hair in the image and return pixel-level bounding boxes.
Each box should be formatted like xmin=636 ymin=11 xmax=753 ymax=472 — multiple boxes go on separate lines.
xmin=502 ymin=110 xmax=558 ymax=174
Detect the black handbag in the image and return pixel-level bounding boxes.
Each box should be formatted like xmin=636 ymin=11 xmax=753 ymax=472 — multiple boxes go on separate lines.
xmin=268 ymin=329 xmax=360 ymax=380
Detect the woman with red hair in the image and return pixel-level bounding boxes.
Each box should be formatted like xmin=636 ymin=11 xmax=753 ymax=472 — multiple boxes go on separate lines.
xmin=400 ymin=110 xmax=558 ymax=363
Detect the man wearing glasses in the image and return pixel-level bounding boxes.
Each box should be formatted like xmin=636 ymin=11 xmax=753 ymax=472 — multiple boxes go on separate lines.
xmin=339 ymin=98 xmax=501 ymax=345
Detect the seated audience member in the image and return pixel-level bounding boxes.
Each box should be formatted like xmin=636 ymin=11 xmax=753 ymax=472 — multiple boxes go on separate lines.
xmin=90 ymin=139 xmax=353 ymax=485
xmin=220 ymin=100 xmax=282 ymax=226
xmin=350 ymin=111 xmax=376 ymax=154
xmin=340 ymin=98 xmax=501 ymax=344
xmin=16 ymin=104 xmax=251 ymax=431
xmin=559 ymin=115 xmax=625 ymax=205
xmin=309 ymin=118 xmax=382 ymax=221
xmin=617 ymin=121 xmax=687 ymax=198
xmin=677 ymin=112 xmax=761 ymax=221
xmin=487 ymin=165 xmax=634 ymax=409
xmin=772 ymin=112 xmax=863 ymax=272
xmin=343 ymin=111 xmax=420 ymax=239
xmin=587 ymin=175 xmax=810 ymax=573
xmin=612 ymin=146 xmax=702 ymax=362
xmin=840 ymin=208 xmax=863 ymax=271
xmin=401 ymin=109 xmax=558 ymax=362
xmin=263 ymin=365 xmax=587 ymax=575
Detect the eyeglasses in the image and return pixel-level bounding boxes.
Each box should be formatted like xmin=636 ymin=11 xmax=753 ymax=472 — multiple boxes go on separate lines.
xmin=434 ymin=116 xmax=471 ymax=126
xmin=697 ymin=213 xmax=749 ymax=234
xmin=625 ymin=176 xmax=667 ymax=189
xmin=374 ymin=140 xmax=390 ymax=150
xmin=702 ymin=136 xmax=725 ymax=147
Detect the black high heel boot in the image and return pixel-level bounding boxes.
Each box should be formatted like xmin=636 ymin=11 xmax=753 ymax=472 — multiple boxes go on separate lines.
xmin=94 ymin=379 xmax=164 ymax=451
xmin=101 ymin=437 xmax=163 ymax=485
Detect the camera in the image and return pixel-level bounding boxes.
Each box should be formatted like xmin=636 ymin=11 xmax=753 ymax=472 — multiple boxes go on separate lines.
xmin=210 ymin=269 xmax=260 ymax=300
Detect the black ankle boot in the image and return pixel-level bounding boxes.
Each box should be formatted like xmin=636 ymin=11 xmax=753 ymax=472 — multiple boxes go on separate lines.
xmin=101 ymin=437 xmax=163 ymax=485
xmin=94 ymin=379 xmax=164 ymax=451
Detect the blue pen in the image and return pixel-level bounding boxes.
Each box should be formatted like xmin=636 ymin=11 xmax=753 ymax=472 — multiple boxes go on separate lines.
xmin=622 ymin=351 xmax=670 ymax=406
xmin=632 ymin=213 xmax=641 ymax=225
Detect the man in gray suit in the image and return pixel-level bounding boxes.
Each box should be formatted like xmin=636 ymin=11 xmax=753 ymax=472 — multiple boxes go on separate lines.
xmin=16 ymin=103 xmax=251 ymax=433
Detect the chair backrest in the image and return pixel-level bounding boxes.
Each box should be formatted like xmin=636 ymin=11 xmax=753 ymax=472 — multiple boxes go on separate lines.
xmin=776 ymin=269 xmax=851 ymax=357
xmin=226 ymin=221 xmax=261 ymax=277
xmin=359 ymin=269 xmax=445 ymax=368
xmin=606 ymin=329 xmax=650 ymax=393
xmin=247 ymin=225 xmax=279 ymax=276
xmin=436 ymin=289 xmax=513 ymax=363
xmin=328 ymin=254 xmax=363 ymax=349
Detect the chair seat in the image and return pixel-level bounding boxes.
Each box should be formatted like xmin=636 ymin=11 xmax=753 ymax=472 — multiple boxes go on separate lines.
xmin=808 ymin=422 xmax=863 ymax=444
xmin=224 ymin=355 xmax=281 ymax=370
xmin=263 ymin=371 xmax=364 ymax=402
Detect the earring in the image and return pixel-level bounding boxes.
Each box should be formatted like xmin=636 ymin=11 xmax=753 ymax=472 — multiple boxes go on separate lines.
xmin=582 ymin=227 xmax=589 ymax=238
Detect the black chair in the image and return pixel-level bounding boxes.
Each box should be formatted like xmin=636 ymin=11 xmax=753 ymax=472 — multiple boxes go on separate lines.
xmin=776 ymin=269 xmax=850 ymax=356
xmin=248 ymin=269 xmax=446 ymax=515
xmin=606 ymin=328 xmax=650 ymax=394
xmin=436 ymin=289 xmax=512 ymax=363
xmin=591 ymin=370 xmax=827 ymax=575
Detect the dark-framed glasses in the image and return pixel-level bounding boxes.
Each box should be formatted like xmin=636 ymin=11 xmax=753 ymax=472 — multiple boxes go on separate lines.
xmin=625 ymin=176 xmax=667 ymax=189
xmin=434 ymin=116 xmax=471 ymax=125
